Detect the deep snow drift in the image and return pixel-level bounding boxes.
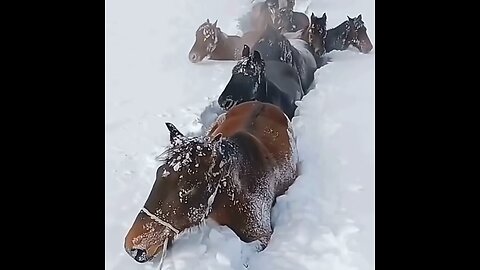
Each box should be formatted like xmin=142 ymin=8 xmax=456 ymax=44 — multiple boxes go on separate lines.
xmin=106 ymin=0 xmax=374 ymax=269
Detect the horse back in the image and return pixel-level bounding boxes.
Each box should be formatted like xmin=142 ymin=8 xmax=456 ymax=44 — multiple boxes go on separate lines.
xmin=208 ymin=101 xmax=293 ymax=165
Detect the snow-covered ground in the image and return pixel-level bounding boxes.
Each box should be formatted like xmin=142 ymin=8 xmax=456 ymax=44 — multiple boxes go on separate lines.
xmin=105 ymin=0 xmax=375 ymax=269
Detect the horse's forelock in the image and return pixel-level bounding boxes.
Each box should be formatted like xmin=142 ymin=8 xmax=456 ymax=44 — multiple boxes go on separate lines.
xmin=232 ymin=57 xmax=263 ymax=77
xmin=353 ymin=18 xmax=364 ymax=29
xmin=158 ymin=137 xmax=215 ymax=173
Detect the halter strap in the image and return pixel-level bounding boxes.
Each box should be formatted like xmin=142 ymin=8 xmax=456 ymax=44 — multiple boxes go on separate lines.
xmin=141 ymin=207 xmax=180 ymax=235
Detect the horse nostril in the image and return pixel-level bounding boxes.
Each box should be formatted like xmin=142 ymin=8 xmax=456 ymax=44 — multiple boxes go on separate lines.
xmin=190 ymin=53 xmax=198 ymax=62
xmin=130 ymin=248 xmax=148 ymax=263
xmin=223 ymin=99 xmax=234 ymax=110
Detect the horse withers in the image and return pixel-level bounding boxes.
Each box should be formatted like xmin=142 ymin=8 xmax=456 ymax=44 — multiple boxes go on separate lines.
xmin=124 ymin=101 xmax=298 ymax=264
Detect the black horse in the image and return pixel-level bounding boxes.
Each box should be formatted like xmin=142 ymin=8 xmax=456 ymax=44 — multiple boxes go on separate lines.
xmin=218 ymin=45 xmax=303 ymax=119
xmin=253 ymin=25 xmax=319 ymax=94
xmin=325 ymin=14 xmax=373 ymax=53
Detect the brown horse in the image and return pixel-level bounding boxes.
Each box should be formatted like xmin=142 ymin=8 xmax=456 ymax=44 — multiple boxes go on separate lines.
xmin=124 ymin=101 xmax=298 ymax=264
xmin=188 ymin=19 xmax=263 ymax=63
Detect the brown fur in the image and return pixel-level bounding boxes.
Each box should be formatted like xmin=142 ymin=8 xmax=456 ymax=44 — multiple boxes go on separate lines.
xmin=124 ymin=101 xmax=298 ymax=263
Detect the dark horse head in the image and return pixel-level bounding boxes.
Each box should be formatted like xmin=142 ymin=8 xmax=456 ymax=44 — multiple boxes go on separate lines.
xmin=218 ymin=45 xmax=265 ymax=110
xmin=307 ymin=12 xmax=327 ymax=55
xmin=124 ymin=123 xmax=227 ymax=263
xmin=346 ymin=15 xmax=373 ymax=53
xmin=188 ymin=19 xmax=219 ymax=63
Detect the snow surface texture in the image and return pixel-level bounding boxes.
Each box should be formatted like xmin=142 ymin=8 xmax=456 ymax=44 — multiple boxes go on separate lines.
xmin=106 ymin=0 xmax=375 ymax=269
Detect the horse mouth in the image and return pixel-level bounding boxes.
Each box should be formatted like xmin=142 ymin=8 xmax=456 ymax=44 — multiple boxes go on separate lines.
xmin=189 ymin=51 xmax=205 ymax=63
xmin=359 ymin=41 xmax=373 ymax=53
xmin=129 ymin=248 xmax=152 ymax=263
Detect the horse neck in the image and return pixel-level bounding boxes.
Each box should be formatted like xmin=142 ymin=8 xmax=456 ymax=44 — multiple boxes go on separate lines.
xmin=300 ymin=26 xmax=310 ymax=43
xmin=209 ymin=133 xmax=274 ymax=232
xmin=280 ymin=38 xmax=296 ymax=65
xmin=255 ymin=73 xmax=268 ymax=101
xmin=211 ymin=30 xmax=237 ymax=59
xmin=220 ymin=132 xmax=270 ymax=194
xmin=326 ymin=21 xmax=350 ymax=52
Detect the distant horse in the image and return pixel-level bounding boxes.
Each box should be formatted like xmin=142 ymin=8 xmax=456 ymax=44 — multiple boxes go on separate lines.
xmin=253 ymin=25 xmax=318 ymax=93
xmin=249 ymin=0 xmax=309 ymax=33
xmin=124 ymin=101 xmax=298 ymax=265
xmin=284 ymin=12 xmax=328 ymax=57
xmin=276 ymin=6 xmax=309 ymax=33
xmin=325 ymin=14 xmax=373 ymax=53
xmin=218 ymin=45 xmax=303 ymax=119
xmin=188 ymin=19 xmax=263 ymax=63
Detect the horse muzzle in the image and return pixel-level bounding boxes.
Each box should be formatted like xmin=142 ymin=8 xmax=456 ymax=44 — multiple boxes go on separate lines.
xmin=129 ymin=248 xmax=151 ymax=263
xmin=189 ymin=52 xmax=201 ymax=63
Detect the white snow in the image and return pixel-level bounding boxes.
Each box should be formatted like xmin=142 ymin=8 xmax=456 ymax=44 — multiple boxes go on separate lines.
xmin=106 ymin=0 xmax=374 ymax=269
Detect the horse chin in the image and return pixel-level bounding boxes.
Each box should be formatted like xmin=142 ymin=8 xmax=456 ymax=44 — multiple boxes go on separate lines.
xmin=147 ymin=232 xmax=173 ymax=263
xmin=359 ymin=44 xmax=372 ymax=53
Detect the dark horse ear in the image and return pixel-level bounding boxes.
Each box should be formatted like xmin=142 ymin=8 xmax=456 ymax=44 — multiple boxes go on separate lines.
xmin=311 ymin=12 xmax=315 ymax=20
xmin=165 ymin=122 xmax=184 ymax=143
xmin=207 ymin=18 xmax=210 ymax=24
xmin=322 ymin=12 xmax=327 ymax=20
xmin=253 ymin=50 xmax=262 ymax=63
xmin=357 ymin=14 xmax=362 ymax=21
xmin=213 ymin=20 xmax=218 ymax=27
xmin=242 ymin=45 xmax=250 ymax=57
xmin=347 ymin=16 xmax=353 ymax=21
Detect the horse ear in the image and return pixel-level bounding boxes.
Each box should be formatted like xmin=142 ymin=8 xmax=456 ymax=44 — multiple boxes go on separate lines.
xmin=253 ymin=50 xmax=262 ymax=63
xmin=213 ymin=20 xmax=218 ymax=27
xmin=165 ymin=122 xmax=184 ymax=143
xmin=357 ymin=14 xmax=362 ymax=21
xmin=311 ymin=12 xmax=315 ymax=20
xmin=322 ymin=13 xmax=327 ymax=20
xmin=242 ymin=45 xmax=250 ymax=57
xmin=347 ymin=16 xmax=353 ymax=21
xmin=207 ymin=18 xmax=210 ymax=24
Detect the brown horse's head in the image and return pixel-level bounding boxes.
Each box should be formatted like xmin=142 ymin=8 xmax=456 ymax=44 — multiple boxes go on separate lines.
xmin=308 ymin=12 xmax=327 ymax=55
xmin=188 ymin=19 xmax=218 ymax=63
xmin=124 ymin=123 xmax=228 ymax=263
xmin=346 ymin=14 xmax=373 ymax=53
